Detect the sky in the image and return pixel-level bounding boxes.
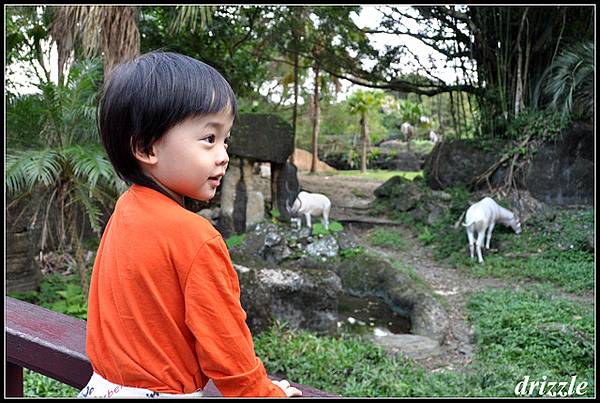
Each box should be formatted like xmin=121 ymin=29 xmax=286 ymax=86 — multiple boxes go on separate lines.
xmin=264 ymin=5 xmax=472 ymax=104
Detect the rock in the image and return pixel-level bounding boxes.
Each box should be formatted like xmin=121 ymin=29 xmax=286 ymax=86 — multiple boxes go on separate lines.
xmin=305 ymin=235 xmax=339 ymax=258
xmin=245 ymin=191 xmax=265 ymax=229
xmin=229 ymin=113 xmax=294 ymax=163
xmin=235 ymin=263 xmax=342 ymax=335
xmin=292 ymin=148 xmax=337 ymax=173
xmin=422 ymin=121 xmax=594 ymax=206
xmin=336 ymin=231 xmax=360 ymax=250
xmin=423 ymin=140 xmax=502 ymax=190
xmin=371 ymin=334 xmax=443 ymax=360
xmin=274 ymin=162 xmax=301 ymax=221
xmin=524 ymin=122 xmax=593 ymax=206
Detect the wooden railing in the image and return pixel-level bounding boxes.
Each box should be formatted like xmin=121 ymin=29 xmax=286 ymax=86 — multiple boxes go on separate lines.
xmin=5 ymin=296 xmax=337 ymax=397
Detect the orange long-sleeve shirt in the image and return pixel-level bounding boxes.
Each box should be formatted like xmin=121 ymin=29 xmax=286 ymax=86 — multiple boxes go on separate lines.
xmin=85 ymin=184 xmax=286 ymax=397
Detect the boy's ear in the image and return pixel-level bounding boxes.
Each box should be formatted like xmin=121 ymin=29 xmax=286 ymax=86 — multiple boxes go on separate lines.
xmin=131 ymin=141 xmax=158 ymax=165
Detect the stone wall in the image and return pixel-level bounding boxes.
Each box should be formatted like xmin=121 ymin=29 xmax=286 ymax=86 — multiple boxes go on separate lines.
xmin=422 ymin=122 xmax=594 ymax=206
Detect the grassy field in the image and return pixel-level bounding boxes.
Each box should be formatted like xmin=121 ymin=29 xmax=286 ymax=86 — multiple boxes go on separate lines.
xmin=416 ymin=205 xmax=595 ymax=294
xmin=306 ymin=169 xmax=423 ymax=181
xmin=255 ymin=284 xmax=594 ymax=397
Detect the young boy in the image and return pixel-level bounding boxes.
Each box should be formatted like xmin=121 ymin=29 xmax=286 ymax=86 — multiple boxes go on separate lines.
xmin=78 ymin=51 xmax=301 ymax=398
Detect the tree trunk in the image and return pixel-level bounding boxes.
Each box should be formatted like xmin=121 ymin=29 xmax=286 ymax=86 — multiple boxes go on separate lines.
xmin=290 ymin=24 xmax=300 ymax=164
xmin=310 ymin=64 xmax=321 ymax=173
xmin=514 ymin=8 xmax=529 ymax=116
xmin=360 ymin=112 xmax=368 ymax=173
xmin=449 ymin=91 xmax=458 ymax=138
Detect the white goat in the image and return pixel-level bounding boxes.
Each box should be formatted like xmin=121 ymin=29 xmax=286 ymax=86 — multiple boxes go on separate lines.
xmin=289 ymin=191 xmax=331 ymax=230
xmin=462 ymin=197 xmax=522 ymax=263
xmin=429 ymin=130 xmax=440 ymax=144
xmin=400 ymin=122 xmax=414 ymax=143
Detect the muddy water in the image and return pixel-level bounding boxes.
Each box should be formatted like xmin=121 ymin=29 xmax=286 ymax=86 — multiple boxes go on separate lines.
xmin=337 ymin=292 xmax=411 ymax=336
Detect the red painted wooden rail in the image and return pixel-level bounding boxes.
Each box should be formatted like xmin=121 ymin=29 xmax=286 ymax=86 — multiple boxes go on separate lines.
xmin=5 ymin=296 xmax=337 ymax=397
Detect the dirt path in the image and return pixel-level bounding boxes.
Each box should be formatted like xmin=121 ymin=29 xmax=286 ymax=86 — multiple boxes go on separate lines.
xmin=296 ymin=172 xmax=595 ymax=373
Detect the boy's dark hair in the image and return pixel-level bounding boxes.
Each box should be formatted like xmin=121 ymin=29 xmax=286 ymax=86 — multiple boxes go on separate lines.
xmin=98 ymin=51 xmax=237 ymax=200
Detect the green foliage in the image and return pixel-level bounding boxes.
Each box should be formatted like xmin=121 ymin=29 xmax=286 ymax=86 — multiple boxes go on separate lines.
xmin=368 ymin=228 xmax=406 ymax=249
xmin=24 ymin=369 xmax=79 ymax=398
xmin=225 ymin=233 xmax=246 ymax=250
xmin=311 ymin=220 xmax=344 ymax=236
xmin=270 ymin=209 xmax=281 ymax=224
xmin=504 ymin=109 xmax=567 ymax=142
xmin=534 ymin=40 xmax=594 ymax=123
xmin=9 ymin=273 xmax=89 ymax=319
xmin=6 ymin=58 xmax=123 ymax=256
xmin=418 ymin=227 xmax=434 ymax=245
xmin=51 ymin=283 xmax=88 ymax=319
xmin=339 ymin=246 xmax=365 ymax=260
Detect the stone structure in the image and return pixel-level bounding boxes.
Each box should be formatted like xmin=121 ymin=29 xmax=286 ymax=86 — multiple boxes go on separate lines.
xmin=234 ymin=263 xmax=342 ymax=335
xmin=422 ymin=122 xmax=594 ymax=206
xmin=6 ymin=193 xmax=42 ymax=293
xmin=335 ymin=253 xmax=449 ymax=344
xmin=216 ymin=113 xmax=300 ymax=238
xmin=523 ymin=122 xmax=594 ymax=205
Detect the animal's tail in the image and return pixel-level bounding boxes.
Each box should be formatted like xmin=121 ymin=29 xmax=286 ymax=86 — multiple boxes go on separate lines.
xmin=462 ymin=220 xmax=475 ymax=227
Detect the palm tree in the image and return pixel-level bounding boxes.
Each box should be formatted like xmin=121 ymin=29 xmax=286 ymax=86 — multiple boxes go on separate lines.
xmin=347 ymin=90 xmax=385 ymax=173
xmin=48 ymin=5 xmax=140 ymax=79
xmin=534 ymin=40 xmax=594 ymax=123
xmin=6 ymin=59 xmax=126 ymax=297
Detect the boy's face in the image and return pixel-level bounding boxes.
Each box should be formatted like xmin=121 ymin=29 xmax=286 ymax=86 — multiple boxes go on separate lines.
xmin=141 ymin=110 xmax=234 ymax=204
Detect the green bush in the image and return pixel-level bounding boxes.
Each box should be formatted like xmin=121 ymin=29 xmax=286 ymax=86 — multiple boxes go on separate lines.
xmin=311 ymin=220 xmax=344 ymax=236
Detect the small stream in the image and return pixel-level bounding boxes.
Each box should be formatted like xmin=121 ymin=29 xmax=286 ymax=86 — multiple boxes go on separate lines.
xmin=337 ymin=292 xmax=411 ymax=336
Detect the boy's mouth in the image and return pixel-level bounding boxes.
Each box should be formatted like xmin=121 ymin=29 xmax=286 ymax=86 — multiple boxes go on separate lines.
xmin=208 ymin=174 xmax=224 ymax=186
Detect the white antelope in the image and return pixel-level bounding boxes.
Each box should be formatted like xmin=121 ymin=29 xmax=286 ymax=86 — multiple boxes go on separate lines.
xmin=463 ymin=197 xmax=522 ymax=263
xmin=288 ymin=191 xmax=331 ymax=230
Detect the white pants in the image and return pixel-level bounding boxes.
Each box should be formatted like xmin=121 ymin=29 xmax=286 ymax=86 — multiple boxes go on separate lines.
xmin=77 ymin=372 xmax=204 ymax=398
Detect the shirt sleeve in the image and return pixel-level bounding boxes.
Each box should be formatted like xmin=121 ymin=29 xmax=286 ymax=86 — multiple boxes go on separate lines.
xmin=184 ymin=235 xmax=287 ymax=397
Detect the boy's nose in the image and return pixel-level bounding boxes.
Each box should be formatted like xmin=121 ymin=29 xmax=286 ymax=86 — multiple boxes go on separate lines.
xmin=217 ymin=147 xmax=229 ymax=166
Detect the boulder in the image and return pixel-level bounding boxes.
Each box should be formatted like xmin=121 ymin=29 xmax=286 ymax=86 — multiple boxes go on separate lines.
xmin=523 ymin=122 xmax=594 ymax=205
xmin=229 ymin=113 xmax=294 ymax=163
xmin=423 ymin=140 xmax=502 ymax=190
xmin=422 ymin=122 xmax=594 ymax=206
xmin=235 ymin=263 xmax=342 ymax=335
xmin=291 ymin=148 xmax=337 ymax=173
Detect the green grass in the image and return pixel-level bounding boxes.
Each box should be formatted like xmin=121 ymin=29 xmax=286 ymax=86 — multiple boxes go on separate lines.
xmin=254 ymin=287 xmax=595 ymax=397
xmin=368 ymin=227 xmax=406 ymax=249
xmin=415 ymin=204 xmax=594 ymax=294
xmin=16 ymin=285 xmax=595 ymax=397
xmin=307 ymin=169 xmax=423 ymax=181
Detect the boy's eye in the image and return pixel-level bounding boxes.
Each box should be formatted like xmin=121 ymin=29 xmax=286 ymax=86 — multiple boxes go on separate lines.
xmin=203 ymin=135 xmax=216 ymax=144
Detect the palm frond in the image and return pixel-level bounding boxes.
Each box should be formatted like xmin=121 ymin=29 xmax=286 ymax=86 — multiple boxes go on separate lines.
xmin=169 ymin=6 xmax=215 ymax=35
xmin=64 ymin=144 xmax=115 ymax=196
xmin=537 ymin=40 xmax=594 ymax=121
xmin=6 ymin=149 xmax=62 ymax=194
xmin=69 ymin=176 xmax=104 ymax=236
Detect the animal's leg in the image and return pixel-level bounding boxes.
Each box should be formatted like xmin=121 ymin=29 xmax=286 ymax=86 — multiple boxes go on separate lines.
xmin=485 ymin=222 xmax=495 ymax=249
xmin=323 ymin=207 xmax=330 ymax=230
xmin=305 ymin=213 xmax=312 ymax=228
xmin=476 ymin=231 xmax=485 ymax=263
xmin=467 ymin=228 xmax=476 ymax=259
